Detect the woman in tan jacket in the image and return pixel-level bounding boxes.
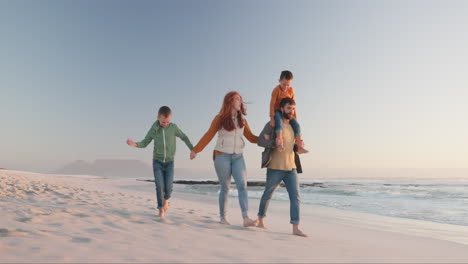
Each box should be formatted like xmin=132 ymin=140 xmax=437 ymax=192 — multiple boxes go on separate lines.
xmin=190 ymin=91 xmax=258 ymax=227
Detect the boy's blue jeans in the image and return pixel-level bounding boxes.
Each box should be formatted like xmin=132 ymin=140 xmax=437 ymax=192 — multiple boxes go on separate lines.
xmin=152 ymin=159 xmax=174 ymax=209
xmin=275 ymin=110 xmax=301 ymax=136
xmin=213 ymin=153 xmax=249 ymax=219
xmin=258 ymin=168 xmax=300 ymax=224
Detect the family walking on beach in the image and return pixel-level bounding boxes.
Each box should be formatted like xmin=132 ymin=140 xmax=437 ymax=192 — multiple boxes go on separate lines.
xmin=126 ymin=70 xmax=309 ymax=237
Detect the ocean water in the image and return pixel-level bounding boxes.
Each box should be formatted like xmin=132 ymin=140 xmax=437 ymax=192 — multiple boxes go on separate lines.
xmin=180 ymin=178 xmax=468 ymax=226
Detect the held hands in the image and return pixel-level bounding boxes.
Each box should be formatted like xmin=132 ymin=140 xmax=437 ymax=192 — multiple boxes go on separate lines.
xmin=190 ymin=150 xmax=197 ymax=160
xmin=269 ymin=117 xmax=275 ymax=128
xmin=126 ymin=139 xmax=137 ymax=147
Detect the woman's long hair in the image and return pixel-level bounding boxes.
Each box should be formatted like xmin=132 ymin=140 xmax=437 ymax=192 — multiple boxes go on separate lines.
xmin=217 ymin=91 xmax=246 ymax=131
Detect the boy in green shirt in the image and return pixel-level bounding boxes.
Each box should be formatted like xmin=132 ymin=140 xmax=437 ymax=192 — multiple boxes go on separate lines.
xmin=127 ymin=106 xmax=193 ymax=218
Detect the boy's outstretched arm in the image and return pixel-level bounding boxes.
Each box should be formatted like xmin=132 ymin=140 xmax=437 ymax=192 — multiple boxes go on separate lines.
xmin=130 ymin=126 xmax=153 ymax=148
xmin=174 ymin=124 xmax=194 ymax=151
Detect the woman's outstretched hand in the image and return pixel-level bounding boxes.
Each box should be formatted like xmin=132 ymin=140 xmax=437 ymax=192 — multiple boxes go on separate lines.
xmin=127 ymin=139 xmax=137 ymax=147
xmin=190 ymin=150 xmax=197 ymax=160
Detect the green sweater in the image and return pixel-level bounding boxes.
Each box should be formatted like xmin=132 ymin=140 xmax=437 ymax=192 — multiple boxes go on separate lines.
xmin=136 ymin=121 xmax=193 ymax=163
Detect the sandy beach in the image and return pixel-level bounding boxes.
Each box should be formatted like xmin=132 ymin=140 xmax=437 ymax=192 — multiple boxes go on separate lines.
xmin=1 ymin=169 xmax=468 ymax=263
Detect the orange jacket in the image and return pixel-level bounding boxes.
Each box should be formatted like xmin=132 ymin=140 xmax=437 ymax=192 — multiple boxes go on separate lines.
xmin=193 ymin=115 xmax=258 ymax=153
xmin=270 ymin=85 xmax=297 ymax=118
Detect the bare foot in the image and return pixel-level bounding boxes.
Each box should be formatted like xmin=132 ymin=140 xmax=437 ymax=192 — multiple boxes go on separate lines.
xmin=163 ymin=200 xmax=169 ymax=212
xmin=257 ymin=218 xmax=267 ymax=229
xmin=296 ymin=138 xmax=305 ymax=148
xmin=243 ymin=217 xmax=258 ymax=227
xmin=158 ymin=209 xmax=165 ymax=218
xmin=296 ymin=140 xmax=309 ymax=154
xmin=293 ymin=228 xmax=308 ymax=237
xmin=297 ymin=147 xmax=309 ymax=154
xmin=219 ymin=218 xmax=231 ymax=225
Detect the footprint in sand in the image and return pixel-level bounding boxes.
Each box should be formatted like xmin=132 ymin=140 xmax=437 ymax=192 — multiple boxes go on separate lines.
xmin=0 ymin=228 xmax=31 ymax=237
xmin=198 ymin=219 xmax=219 ymax=225
xmin=62 ymin=209 xmax=90 ymax=218
xmin=169 ymin=215 xmax=183 ymax=221
xmin=273 ymin=237 xmax=287 ymax=241
xmin=72 ymin=212 xmax=90 ymax=218
xmin=30 ymin=208 xmax=53 ymax=216
xmin=71 ymin=237 xmax=92 ymax=243
xmin=155 ymin=218 xmax=172 ymax=224
xmin=111 ymin=210 xmax=132 ymax=219
xmin=16 ymin=217 xmax=32 ymax=223
xmin=102 ymin=221 xmax=127 ymax=230
xmin=0 ymin=228 xmax=9 ymax=237
xmin=48 ymin=223 xmax=63 ymax=227
xmin=85 ymin=228 xmax=105 ymax=234
xmin=129 ymin=220 xmax=147 ymax=224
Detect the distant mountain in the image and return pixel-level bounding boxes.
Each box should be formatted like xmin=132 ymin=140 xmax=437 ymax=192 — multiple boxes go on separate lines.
xmin=53 ymin=159 xmax=152 ymax=178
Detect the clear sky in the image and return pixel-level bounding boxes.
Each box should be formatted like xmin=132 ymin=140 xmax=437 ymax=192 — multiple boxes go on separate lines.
xmin=1 ymin=0 xmax=467 ymax=173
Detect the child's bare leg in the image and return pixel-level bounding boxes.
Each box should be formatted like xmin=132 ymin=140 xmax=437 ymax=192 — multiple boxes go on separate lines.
xmin=163 ymin=199 xmax=169 ymax=212
xmin=295 ymin=136 xmax=309 ymax=154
